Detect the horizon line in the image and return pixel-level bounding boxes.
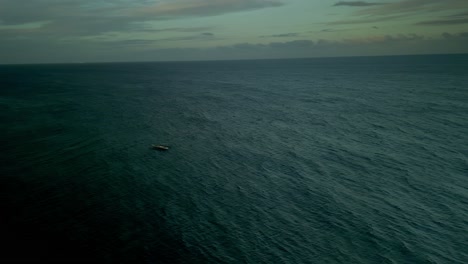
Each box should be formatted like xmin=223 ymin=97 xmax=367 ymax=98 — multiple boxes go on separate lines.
xmin=1 ymin=52 xmax=467 ymax=66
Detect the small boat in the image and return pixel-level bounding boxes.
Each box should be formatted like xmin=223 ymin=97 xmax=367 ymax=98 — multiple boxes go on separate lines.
xmin=152 ymin=145 xmax=169 ymax=151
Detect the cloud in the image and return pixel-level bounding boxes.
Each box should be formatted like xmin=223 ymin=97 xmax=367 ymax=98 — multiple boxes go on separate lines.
xmin=442 ymin=31 xmax=468 ymax=39
xmin=449 ymin=11 xmax=468 ymax=18
xmin=416 ymin=18 xmax=468 ymax=26
xmin=333 ymin=1 xmax=383 ymax=7
xmin=111 ymin=39 xmax=159 ymax=46
xmin=97 ymin=32 xmax=218 ymax=46
xmin=319 ymin=28 xmax=356 ymax=33
xmin=1 ymin=0 xmax=468 ymax=64
xmin=328 ymin=14 xmax=407 ymax=25
xmin=329 ymin=0 xmax=468 ymax=25
xmin=131 ymin=34 xmax=468 ymax=62
xmin=160 ymin=33 xmax=218 ymax=41
xmin=356 ymin=0 xmax=467 ymax=16
xmin=0 ymin=0 xmax=283 ymax=38
xmin=342 ymin=33 xmax=426 ymax=44
xmin=260 ymin=33 xmax=299 ymax=38
xmin=413 ymin=8 xmax=468 ymax=26
xmin=414 ymin=10 xmax=468 ymax=26
xmin=134 ymin=0 xmax=284 ymax=18
xmin=136 ymin=27 xmax=214 ymax=33
xmin=3 ymin=33 xmax=467 ymax=64
xmin=268 ymin=39 xmax=314 ymax=48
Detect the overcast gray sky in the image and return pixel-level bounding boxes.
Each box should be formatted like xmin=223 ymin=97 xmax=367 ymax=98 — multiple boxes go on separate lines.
xmin=1 ymin=0 xmax=468 ymax=64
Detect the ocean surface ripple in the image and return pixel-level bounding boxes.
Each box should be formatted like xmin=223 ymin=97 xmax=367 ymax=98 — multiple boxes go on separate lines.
xmin=1 ymin=55 xmax=468 ymax=263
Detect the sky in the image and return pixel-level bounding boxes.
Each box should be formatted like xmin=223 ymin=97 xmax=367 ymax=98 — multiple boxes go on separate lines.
xmin=1 ymin=0 xmax=468 ymax=63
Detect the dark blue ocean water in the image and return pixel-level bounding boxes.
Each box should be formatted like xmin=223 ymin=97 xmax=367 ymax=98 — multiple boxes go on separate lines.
xmin=1 ymin=55 xmax=468 ymax=263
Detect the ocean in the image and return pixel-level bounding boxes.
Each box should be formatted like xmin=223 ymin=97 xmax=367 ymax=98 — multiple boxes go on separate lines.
xmin=1 ymin=54 xmax=467 ymax=263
